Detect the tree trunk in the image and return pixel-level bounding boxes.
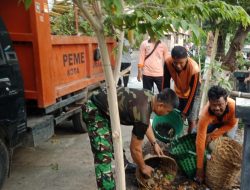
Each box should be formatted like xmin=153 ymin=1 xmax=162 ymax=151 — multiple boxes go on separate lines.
xmin=73 ymin=1 xmax=126 ymax=189
xmin=199 ymin=29 xmax=219 ymax=114
xmin=222 ymin=24 xmax=250 ymax=71
xmin=96 ymin=30 xmax=126 ymax=190
xmin=215 ymin=31 xmax=226 ymax=61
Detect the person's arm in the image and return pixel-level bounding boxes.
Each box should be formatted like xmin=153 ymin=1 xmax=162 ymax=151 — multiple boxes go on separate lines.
xmin=145 ymin=124 xmax=164 ymax=156
xmin=182 ymin=73 xmax=200 ymax=116
xmin=244 ymin=74 xmax=250 ymax=83
xmin=130 ymin=134 xmax=154 ymax=177
xmin=163 ymin=63 xmax=171 ymax=89
xmin=137 ymin=42 xmax=145 ymax=82
xmin=209 ymin=117 xmax=239 ymax=140
xmin=196 ymin=114 xmax=210 ymax=181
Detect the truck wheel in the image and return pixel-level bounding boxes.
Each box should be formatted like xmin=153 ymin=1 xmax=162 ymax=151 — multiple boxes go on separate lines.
xmin=0 ymin=139 xmax=9 ymax=189
xmin=72 ymin=112 xmax=87 ymax=133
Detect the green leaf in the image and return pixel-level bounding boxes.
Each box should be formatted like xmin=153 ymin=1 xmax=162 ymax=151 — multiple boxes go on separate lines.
xmin=113 ymin=0 xmax=123 ymax=14
xmin=180 ymin=20 xmax=189 ymax=31
xmin=137 ymin=23 xmax=147 ymax=34
xmin=190 ymin=24 xmax=200 ymax=39
xmin=24 ymin=0 xmax=32 ymax=10
xmin=165 ymin=24 xmax=174 ymax=33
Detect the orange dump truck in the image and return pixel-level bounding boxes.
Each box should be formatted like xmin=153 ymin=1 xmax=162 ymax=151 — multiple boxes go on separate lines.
xmin=0 ymin=0 xmax=115 ymax=187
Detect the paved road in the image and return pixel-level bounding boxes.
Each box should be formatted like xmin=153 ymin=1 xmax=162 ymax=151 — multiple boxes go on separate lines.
xmin=3 ymin=122 xmax=137 ymax=190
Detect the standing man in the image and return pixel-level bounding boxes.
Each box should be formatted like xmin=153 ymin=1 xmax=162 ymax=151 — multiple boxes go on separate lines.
xmin=118 ymin=39 xmax=132 ymax=87
xmin=82 ymin=87 xmax=179 ymax=190
xmin=195 ymin=85 xmax=238 ymax=183
xmin=163 ymin=46 xmax=200 ymax=133
xmin=137 ymin=36 xmax=169 ymax=92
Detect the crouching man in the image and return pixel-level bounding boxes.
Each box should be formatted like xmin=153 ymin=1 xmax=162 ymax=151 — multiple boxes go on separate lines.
xmin=195 ymin=85 xmax=238 ymax=183
xmin=82 ymin=87 xmax=179 ymax=190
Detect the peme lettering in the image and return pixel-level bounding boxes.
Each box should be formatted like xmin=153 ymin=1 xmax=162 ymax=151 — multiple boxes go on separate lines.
xmin=63 ymin=52 xmax=85 ymax=77
xmin=63 ymin=52 xmax=85 ymax=66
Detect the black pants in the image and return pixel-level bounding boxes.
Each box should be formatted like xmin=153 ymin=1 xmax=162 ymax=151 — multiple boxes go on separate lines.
xmin=118 ymin=62 xmax=131 ymax=87
xmin=143 ymin=75 xmax=162 ymax=92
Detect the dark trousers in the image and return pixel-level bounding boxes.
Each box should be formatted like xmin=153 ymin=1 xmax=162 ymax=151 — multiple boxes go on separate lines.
xmin=143 ymin=75 xmax=162 ymax=92
xmin=118 ymin=62 xmax=131 ymax=87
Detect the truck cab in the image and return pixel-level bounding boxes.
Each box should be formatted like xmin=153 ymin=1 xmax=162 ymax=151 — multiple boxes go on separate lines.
xmin=0 ymin=17 xmax=27 ymax=188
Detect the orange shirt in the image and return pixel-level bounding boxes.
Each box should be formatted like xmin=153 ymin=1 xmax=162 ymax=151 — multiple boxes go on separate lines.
xmin=196 ymin=98 xmax=239 ymax=169
xmin=164 ymin=56 xmax=200 ymax=115
xmin=165 ymin=56 xmax=200 ymax=98
xmin=138 ymin=40 xmax=169 ymax=77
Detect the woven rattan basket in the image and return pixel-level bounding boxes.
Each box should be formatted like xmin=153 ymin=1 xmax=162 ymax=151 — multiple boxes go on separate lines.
xmin=206 ymin=137 xmax=242 ymax=190
xmin=135 ymin=155 xmax=177 ymax=189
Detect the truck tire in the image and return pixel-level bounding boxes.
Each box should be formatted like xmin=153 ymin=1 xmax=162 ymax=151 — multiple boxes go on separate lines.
xmin=0 ymin=139 xmax=9 ymax=189
xmin=72 ymin=112 xmax=87 ymax=133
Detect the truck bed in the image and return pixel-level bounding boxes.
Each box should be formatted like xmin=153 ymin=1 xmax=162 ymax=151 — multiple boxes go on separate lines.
xmin=0 ymin=0 xmax=116 ymax=108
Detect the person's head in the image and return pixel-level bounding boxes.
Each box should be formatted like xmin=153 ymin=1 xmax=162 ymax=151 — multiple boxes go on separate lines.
xmin=208 ymin=85 xmax=228 ymax=116
xmin=152 ymin=88 xmax=179 ymax=116
xmin=171 ymin=46 xmax=188 ymax=72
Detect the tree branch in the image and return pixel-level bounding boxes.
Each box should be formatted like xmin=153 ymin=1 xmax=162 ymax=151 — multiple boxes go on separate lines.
xmin=73 ymin=0 xmax=102 ymax=32
xmin=132 ymin=2 xmax=166 ymax=11
xmin=114 ymin=0 xmax=125 ymax=84
xmin=119 ymin=66 xmax=131 ymax=77
xmin=93 ymin=0 xmax=103 ymax=21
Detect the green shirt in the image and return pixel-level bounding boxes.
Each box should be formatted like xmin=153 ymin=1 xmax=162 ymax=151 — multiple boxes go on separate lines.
xmin=91 ymin=87 xmax=153 ymax=139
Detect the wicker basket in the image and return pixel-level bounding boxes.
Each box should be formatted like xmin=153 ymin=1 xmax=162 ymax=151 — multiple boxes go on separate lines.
xmin=168 ymin=134 xmax=200 ymax=179
xmin=206 ymin=137 xmax=242 ymax=190
xmin=135 ymin=155 xmax=177 ymax=189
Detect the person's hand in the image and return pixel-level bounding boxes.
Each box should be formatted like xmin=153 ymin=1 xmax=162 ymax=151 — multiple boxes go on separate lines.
xmin=153 ymin=143 xmax=164 ymax=156
xmin=206 ymin=134 xmax=213 ymax=147
xmin=195 ymin=168 xmax=204 ymax=184
xmin=244 ymin=76 xmax=250 ymax=84
xmin=140 ymin=165 xmax=154 ymax=179
xmin=137 ymin=70 xmax=142 ymax=82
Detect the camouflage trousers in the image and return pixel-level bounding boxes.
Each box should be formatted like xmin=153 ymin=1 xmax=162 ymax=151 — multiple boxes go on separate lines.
xmin=82 ymin=100 xmax=115 ymax=190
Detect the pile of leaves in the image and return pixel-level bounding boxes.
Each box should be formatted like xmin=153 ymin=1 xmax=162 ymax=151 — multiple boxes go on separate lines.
xmin=143 ymin=169 xmax=174 ymax=190
xmin=141 ymin=175 xmax=208 ymax=190
xmin=170 ymin=179 xmax=208 ymax=190
xmin=139 ymin=169 xmax=208 ymax=190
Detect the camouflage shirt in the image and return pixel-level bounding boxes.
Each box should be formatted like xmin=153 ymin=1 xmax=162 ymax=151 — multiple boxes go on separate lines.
xmin=91 ymin=87 xmax=154 ymax=140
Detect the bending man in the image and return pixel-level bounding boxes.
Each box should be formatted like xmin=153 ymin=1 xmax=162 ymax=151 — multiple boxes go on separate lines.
xmin=82 ymin=87 xmax=179 ymax=189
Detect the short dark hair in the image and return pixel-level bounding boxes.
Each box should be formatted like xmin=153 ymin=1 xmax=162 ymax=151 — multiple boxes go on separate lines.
xmin=208 ymin=85 xmax=228 ymax=101
xmin=156 ymin=88 xmax=179 ymax=108
xmin=171 ymin=46 xmax=188 ymax=59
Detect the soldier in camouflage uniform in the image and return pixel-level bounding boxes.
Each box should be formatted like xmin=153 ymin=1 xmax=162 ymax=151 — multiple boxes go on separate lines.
xmin=82 ymin=100 xmax=114 ymax=189
xmin=82 ymin=87 xmax=179 ymax=190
